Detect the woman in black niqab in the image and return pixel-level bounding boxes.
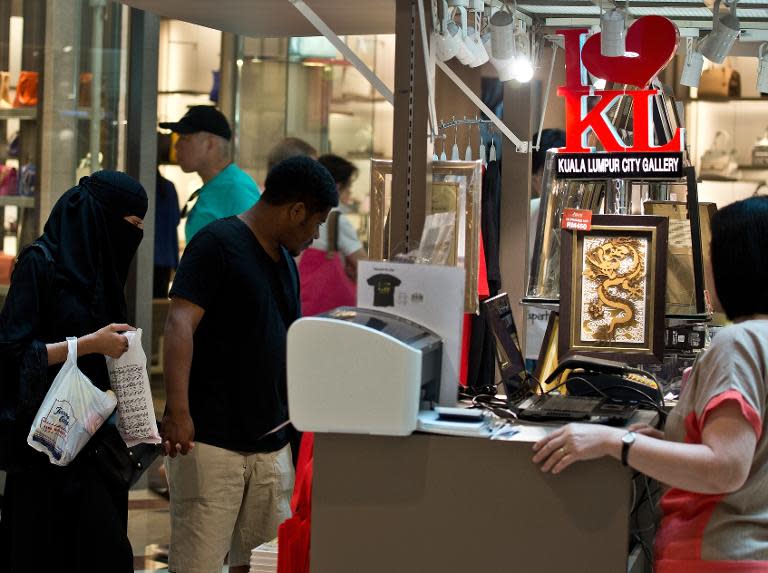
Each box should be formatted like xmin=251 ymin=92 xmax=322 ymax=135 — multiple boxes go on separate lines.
xmin=0 ymin=170 xmax=148 ymax=573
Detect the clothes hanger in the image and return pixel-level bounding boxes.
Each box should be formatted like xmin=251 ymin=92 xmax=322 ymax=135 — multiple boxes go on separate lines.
xmin=440 ymin=132 xmax=447 ymax=161
xmin=451 ymin=117 xmax=460 ymax=160
xmin=477 ymin=118 xmax=487 ymax=167
xmin=464 ymin=118 xmax=473 ymax=161
xmin=489 ymin=127 xmax=497 ymax=162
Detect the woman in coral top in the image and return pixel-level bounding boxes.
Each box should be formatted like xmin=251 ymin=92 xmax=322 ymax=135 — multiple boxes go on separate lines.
xmin=533 ymin=196 xmax=768 ymax=572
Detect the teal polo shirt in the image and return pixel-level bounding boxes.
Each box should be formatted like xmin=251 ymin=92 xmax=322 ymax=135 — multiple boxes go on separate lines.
xmin=185 ymin=163 xmax=261 ymax=242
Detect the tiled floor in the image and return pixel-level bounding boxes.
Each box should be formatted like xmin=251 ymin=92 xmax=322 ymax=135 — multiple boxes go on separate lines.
xmin=128 ymin=489 xmax=173 ymax=572
xmin=129 ymin=489 xmax=235 ymax=573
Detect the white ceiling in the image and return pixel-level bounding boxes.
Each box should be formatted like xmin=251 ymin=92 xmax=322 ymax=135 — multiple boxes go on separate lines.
xmin=119 ymin=0 xmax=768 ymax=42
xmin=119 ymin=0 xmax=397 ymax=37
xmin=517 ymin=0 xmax=768 ymax=34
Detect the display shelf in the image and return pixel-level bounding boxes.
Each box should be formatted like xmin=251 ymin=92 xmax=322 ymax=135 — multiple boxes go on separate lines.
xmin=0 ymin=196 xmax=34 ymax=208
xmin=0 ymin=108 xmax=37 ymax=120
xmin=738 ymin=164 xmax=768 ymax=170
xmin=685 ymin=97 xmax=768 ymax=103
xmin=700 ymin=175 xmax=767 ymax=183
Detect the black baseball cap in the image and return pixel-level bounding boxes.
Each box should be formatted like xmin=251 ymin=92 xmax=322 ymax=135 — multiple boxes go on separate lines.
xmin=159 ymin=105 xmax=232 ymax=140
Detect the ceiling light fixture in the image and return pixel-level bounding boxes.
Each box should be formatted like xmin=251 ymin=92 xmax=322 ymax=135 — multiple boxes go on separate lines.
xmin=698 ymin=0 xmax=740 ymax=64
xmin=600 ymin=3 xmax=628 ymax=57
xmin=758 ymin=42 xmax=768 ymax=93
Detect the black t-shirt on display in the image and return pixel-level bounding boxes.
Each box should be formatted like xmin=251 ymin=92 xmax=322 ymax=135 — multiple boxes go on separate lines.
xmin=366 ymin=273 xmax=401 ymax=307
xmin=169 ymin=216 xmax=299 ymax=453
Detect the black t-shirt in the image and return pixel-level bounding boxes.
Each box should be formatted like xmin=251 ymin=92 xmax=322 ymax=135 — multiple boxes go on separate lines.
xmin=170 ymin=216 xmax=300 ymax=452
xmin=366 ymin=273 xmax=401 ymax=307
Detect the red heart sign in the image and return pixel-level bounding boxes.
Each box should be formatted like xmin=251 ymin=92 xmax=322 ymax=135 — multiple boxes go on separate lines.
xmin=581 ymin=16 xmax=679 ymax=88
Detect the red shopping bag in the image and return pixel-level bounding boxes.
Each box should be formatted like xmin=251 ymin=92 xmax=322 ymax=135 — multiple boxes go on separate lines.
xmin=278 ymin=433 xmax=314 ymax=573
xmin=298 ymin=247 xmax=355 ymax=316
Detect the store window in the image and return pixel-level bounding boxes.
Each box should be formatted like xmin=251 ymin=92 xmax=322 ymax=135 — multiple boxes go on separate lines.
xmin=236 ymin=34 xmax=395 ymax=250
xmin=0 ymin=0 xmax=129 ymax=295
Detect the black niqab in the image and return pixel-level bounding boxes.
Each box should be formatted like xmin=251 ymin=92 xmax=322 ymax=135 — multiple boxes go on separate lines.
xmin=38 ymin=170 xmax=148 ymax=322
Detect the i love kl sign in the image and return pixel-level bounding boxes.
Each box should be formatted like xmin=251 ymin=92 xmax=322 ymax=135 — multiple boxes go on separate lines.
xmin=557 ymin=16 xmax=684 ymax=154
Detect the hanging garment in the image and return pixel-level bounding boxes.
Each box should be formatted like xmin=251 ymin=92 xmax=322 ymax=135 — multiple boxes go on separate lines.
xmin=481 ymin=159 xmax=502 ymax=295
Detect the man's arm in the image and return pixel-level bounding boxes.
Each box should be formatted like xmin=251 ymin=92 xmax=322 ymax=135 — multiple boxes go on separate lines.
xmin=161 ymin=296 xmax=205 ymax=457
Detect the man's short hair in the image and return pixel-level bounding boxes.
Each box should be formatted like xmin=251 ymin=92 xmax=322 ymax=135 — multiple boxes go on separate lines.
xmin=262 ymin=156 xmax=338 ymax=215
xmin=532 ymin=129 xmax=566 ymax=174
xmin=710 ymin=196 xmax=768 ymax=320
xmin=267 ymin=138 xmax=317 ymax=171
xmin=318 ymin=154 xmax=358 ymax=187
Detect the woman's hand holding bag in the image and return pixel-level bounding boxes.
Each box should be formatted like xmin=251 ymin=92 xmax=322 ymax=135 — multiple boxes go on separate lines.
xmin=27 ymin=337 xmax=117 ymax=466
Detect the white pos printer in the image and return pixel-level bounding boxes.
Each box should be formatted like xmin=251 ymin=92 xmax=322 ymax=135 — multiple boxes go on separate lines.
xmin=287 ymin=307 xmax=443 ymax=436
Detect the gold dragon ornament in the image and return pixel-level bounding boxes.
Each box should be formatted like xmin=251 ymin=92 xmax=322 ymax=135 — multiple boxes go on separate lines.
xmin=582 ymin=237 xmax=645 ymax=341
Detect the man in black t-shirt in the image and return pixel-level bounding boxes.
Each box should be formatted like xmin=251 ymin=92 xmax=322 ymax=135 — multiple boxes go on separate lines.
xmin=160 ymin=156 xmax=338 ymax=573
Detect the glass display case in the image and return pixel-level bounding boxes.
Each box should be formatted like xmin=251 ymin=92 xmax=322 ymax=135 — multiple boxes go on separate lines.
xmin=1 ymin=0 xmax=129 ymax=262
xmin=0 ymin=0 xmax=128 ymax=309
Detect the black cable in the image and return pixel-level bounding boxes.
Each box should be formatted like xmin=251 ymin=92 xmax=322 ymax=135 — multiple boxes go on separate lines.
xmin=631 ymin=533 xmax=655 ymax=573
xmin=545 ymin=371 xmax=664 ymax=411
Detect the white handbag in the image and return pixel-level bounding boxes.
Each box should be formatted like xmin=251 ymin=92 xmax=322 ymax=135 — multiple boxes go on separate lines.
xmin=700 ymin=131 xmax=739 ymax=179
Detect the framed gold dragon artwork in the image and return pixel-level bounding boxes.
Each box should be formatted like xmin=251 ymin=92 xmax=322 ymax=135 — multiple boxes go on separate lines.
xmin=559 ymin=215 xmax=668 ymax=363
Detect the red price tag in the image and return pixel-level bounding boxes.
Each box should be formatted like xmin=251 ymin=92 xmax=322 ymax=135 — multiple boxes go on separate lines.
xmin=561 ymin=208 xmax=593 ymax=231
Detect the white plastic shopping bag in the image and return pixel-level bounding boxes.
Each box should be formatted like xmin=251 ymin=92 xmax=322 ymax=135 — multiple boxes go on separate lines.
xmin=27 ymin=337 xmax=117 ymax=466
xmin=105 ymin=328 xmax=161 ymax=447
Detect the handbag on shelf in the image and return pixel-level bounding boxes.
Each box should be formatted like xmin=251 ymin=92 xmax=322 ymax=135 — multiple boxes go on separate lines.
xmin=18 ymin=163 xmax=36 ymax=197
xmin=0 ymin=71 xmax=11 ymax=108
xmin=700 ymin=131 xmax=739 ymax=179
xmin=13 ymin=71 xmax=39 ymax=107
xmin=75 ymin=152 xmax=103 ymax=183
xmin=78 ymin=72 xmax=93 ymax=108
xmin=698 ymin=61 xmax=741 ymax=98
xmin=752 ymin=129 xmax=768 ymax=167
xmin=0 ymin=165 xmax=18 ymax=196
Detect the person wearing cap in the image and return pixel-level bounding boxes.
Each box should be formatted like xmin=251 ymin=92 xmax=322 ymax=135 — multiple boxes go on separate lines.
xmin=159 ymin=105 xmax=260 ymax=243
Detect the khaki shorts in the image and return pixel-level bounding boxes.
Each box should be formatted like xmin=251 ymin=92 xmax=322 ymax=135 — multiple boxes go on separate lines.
xmin=165 ymin=442 xmax=294 ymax=573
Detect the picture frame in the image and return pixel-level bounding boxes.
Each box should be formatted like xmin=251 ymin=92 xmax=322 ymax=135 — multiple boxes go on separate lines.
xmin=526 ymin=168 xmax=606 ymax=304
xmin=643 ymin=200 xmax=716 ymax=317
xmin=369 ymin=158 xmax=482 ymax=313
xmin=429 ymin=160 xmax=482 ymax=313
xmin=559 ymin=214 xmax=668 ymax=363
xmin=482 ymin=292 xmax=527 ymax=396
xmin=535 ymin=311 xmax=561 ymax=393
xmin=369 ymin=159 xmax=393 ymax=261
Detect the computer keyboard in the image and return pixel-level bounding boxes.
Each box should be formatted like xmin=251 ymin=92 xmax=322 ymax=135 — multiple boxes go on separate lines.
xmin=514 ymin=394 xmax=637 ymax=425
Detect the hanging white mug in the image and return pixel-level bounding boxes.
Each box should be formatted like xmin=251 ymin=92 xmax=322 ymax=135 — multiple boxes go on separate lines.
xmin=435 ymin=0 xmax=459 ymax=62
xmin=466 ymin=26 xmax=489 ymax=67
xmin=434 ymin=29 xmax=459 ymax=62
xmin=757 ymin=43 xmax=768 ymax=94
xmin=454 ymin=7 xmax=476 ymax=66
xmin=680 ymin=47 xmax=705 ymax=88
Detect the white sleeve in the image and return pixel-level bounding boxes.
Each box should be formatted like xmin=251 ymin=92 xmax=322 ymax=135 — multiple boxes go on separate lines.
xmin=337 ymin=213 xmax=363 ymax=255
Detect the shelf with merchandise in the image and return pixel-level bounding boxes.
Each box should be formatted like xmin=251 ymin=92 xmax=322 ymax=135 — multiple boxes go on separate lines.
xmin=0 ymin=196 xmax=35 ymax=208
xmin=738 ymin=164 xmax=768 ymax=171
xmin=684 ymin=97 xmax=768 ymax=103
xmin=0 ymin=108 xmax=37 ymax=120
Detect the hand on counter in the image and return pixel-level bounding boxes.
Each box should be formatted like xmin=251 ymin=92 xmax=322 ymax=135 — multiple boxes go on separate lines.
xmin=532 ymin=423 xmax=623 ymax=474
